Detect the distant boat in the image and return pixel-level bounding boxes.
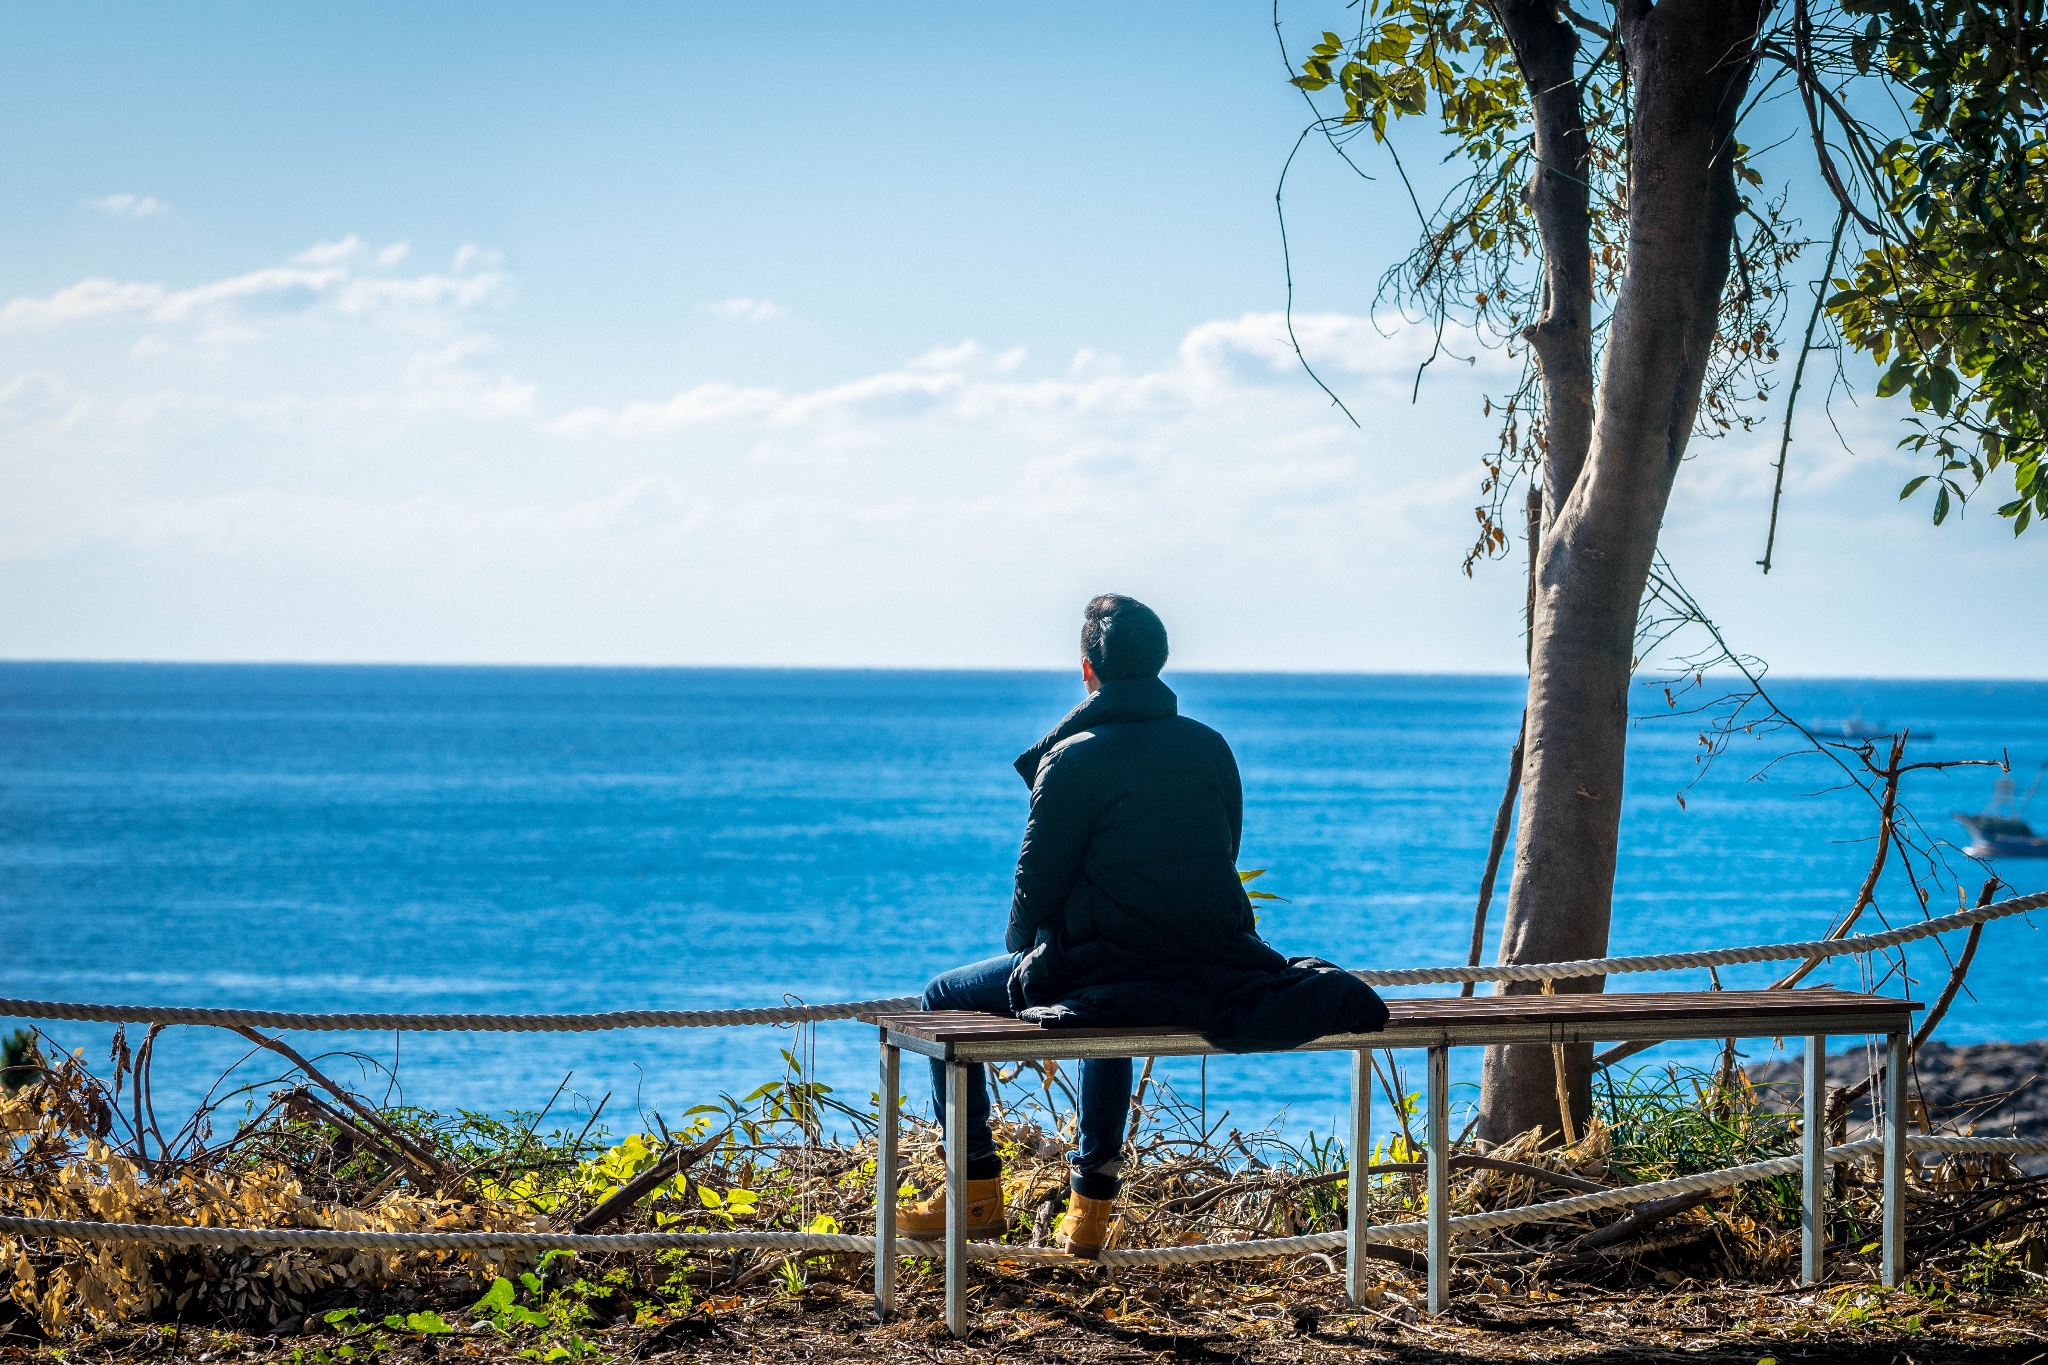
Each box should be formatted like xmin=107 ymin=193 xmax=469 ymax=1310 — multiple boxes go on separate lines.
xmin=1808 ymin=710 xmax=1935 ymax=742
xmin=1956 ymin=767 xmax=2048 ymax=860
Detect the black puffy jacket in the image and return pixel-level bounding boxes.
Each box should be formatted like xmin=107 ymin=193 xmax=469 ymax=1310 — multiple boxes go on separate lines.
xmin=1002 ymin=676 xmax=1388 ymax=1052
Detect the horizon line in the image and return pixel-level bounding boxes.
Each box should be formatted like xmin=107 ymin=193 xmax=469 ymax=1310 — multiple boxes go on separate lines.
xmin=3 ymin=658 xmax=2046 ymax=686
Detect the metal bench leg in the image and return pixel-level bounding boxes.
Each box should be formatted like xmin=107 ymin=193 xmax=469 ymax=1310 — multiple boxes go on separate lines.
xmin=1347 ymin=1049 xmax=1370 ymax=1305
xmin=1426 ymin=1045 xmax=1449 ymax=1315
xmin=1803 ymin=1032 xmax=1825 ymax=1284
xmin=875 ymin=1040 xmax=899 ymax=1320
xmin=1883 ymin=1029 xmax=1907 ymax=1287
xmin=945 ymin=1059 xmax=969 ymax=1338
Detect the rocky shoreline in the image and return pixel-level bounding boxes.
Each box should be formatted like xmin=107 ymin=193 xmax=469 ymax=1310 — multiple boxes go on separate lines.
xmin=1747 ymin=1037 xmax=2048 ymax=1141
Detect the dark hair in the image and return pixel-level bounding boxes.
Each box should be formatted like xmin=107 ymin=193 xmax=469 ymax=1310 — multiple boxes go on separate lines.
xmin=1081 ymin=595 xmax=1169 ymax=681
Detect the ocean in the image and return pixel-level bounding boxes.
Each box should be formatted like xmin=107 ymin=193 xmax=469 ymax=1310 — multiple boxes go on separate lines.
xmin=4 ymin=663 xmax=2045 ymax=1151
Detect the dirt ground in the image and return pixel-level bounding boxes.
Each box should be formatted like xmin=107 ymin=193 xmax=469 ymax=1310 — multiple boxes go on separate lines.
xmin=12 ymin=1264 xmax=2048 ymax=1365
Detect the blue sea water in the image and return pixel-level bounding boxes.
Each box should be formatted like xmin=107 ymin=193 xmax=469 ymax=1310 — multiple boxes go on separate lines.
xmin=4 ymin=663 xmax=2046 ymax=1150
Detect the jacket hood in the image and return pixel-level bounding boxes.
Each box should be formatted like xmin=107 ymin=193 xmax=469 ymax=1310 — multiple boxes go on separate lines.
xmin=1013 ymin=675 xmax=1177 ymax=785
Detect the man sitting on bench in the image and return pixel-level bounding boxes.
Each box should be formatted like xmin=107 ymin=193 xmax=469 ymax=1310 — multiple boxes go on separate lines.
xmin=896 ymin=595 xmax=1389 ymax=1258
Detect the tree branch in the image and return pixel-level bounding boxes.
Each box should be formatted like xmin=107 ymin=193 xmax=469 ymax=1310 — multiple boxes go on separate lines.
xmin=1465 ymin=716 xmax=1527 ymax=998
xmin=1774 ymin=731 xmax=1907 ymax=989
xmin=1557 ymin=2 xmax=1613 ymax=40
xmin=1492 ymin=0 xmax=1597 ymax=515
xmin=1827 ymin=878 xmax=1998 ymax=1125
xmin=231 ymin=1026 xmax=454 ymax=1188
xmin=1760 ymin=206 xmax=1849 ymax=574
xmin=572 ymin=1127 xmax=726 ymax=1233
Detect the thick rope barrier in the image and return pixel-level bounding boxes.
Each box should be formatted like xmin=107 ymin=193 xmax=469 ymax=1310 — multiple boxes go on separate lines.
xmin=0 ymin=997 xmax=920 ymax=1033
xmin=5 ymin=889 xmax=2042 ymax=1032
xmin=8 ymin=1137 xmax=2044 ymax=1266
xmin=1350 ymin=886 xmax=2048 ymax=987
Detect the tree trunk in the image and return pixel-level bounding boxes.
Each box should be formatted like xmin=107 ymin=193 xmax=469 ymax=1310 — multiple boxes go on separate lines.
xmin=1476 ymin=0 xmax=1767 ymax=1146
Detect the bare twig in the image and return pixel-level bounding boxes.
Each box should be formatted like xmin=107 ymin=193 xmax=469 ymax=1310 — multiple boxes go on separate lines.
xmin=1912 ymin=915 xmax=1989 ymax=1054
xmin=572 ymin=1127 xmax=728 ymax=1234
xmin=1543 ymin=979 xmax=1579 ymax=1145
xmin=1760 ymin=206 xmax=1848 ymax=574
xmin=1372 ymin=1154 xmax=1612 ymax=1194
xmin=1556 ymin=1189 xmax=1715 ymax=1259
xmin=281 ymin=1088 xmax=444 ymax=1188
xmin=230 ymin=1026 xmax=453 ymax=1187
xmin=1829 ymin=878 xmax=1998 ymax=1126
xmin=1127 ymin=1056 xmax=1157 ymax=1147
xmin=1776 ymin=732 xmax=1909 ymax=989
xmin=1465 ymin=715 xmax=1526 ymax=999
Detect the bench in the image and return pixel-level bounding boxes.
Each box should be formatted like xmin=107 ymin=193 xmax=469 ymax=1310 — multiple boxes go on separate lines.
xmin=871 ymin=988 xmax=1920 ymax=1336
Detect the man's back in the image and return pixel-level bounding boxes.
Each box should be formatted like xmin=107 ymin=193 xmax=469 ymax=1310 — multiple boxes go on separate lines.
xmin=1043 ymin=711 xmax=1254 ymax=961
xmin=1006 ymin=674 xmax=1283 ymax=997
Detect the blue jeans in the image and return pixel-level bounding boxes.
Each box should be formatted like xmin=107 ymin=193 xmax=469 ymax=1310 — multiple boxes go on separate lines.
xmin=922 ymin=954 xmax=1132 ymax=1199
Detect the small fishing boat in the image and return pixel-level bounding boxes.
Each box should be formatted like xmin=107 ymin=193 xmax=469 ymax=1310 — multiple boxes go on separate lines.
xmin=1808 ymin=709 xmax=1936 ymax=742
xmin=1956 ymin=767 xmax=2048 ymax=859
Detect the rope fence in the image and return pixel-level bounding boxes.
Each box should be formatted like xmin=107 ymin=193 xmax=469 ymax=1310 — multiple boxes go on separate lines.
xmin=0 ymin=997 xmax=920 ymax=1033
xmin=5 ymin=889 xmax=2044 ymax=1278
xmin=4 ymin=888 xmax=2043 ymax=1033
xmin=6 ymin=1136 xmax=2044 ymax=1267
xmin=1352 ymin=886 xmax=2048 ymax=987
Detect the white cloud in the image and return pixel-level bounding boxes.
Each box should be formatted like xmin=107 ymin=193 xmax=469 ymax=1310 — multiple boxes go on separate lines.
xmin=292 ymin=237 xmax=411 ymax=268
xmin=452 ymin=244 xmax=505 ymax=273
xmin=82 ymin=193 xmax=169 ymax=219
xmin=0 ymin=245 xmax=509 ymax=338
xmin=909 ymin=339 xmax=980 ymax=369
xmin=553 ymin=382 xmax=780 ymax=437
xmin=401 ymin=339 xmax=539 ymax=419
xmin=554 ymin=312 xmax=1488 ymax=441
xmin=0 ymin=371 xmax=86 ymax=429
xmin=702 ymin=297 xmax=786 ymax=323
xmin=294 ymin=236 xmax=365 ymax=266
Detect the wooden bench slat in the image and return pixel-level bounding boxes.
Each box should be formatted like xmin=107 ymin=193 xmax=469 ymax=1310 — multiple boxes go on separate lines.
xmin=871 ymin=989 xmax=1917 ymax=1061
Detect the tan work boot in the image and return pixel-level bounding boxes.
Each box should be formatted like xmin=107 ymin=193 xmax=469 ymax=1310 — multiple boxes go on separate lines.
xmin=1055 ymin=1191 xmax=1117 ymax=1259
xmin=896 ymin=1178 xmax=1006 ymax=1240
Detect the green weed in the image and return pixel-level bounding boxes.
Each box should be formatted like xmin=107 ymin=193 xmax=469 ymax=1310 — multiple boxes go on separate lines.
xmin=1597 ymin=1064 xmax=1801 ymax=1224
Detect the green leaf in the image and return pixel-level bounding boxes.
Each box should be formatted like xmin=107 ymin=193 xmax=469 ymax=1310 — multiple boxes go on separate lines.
xmin=1900 ymin=475 xmax=1931 ymax=499
xmin=406 ymin=1312 xmax=454 ymax=1336
xmin=475 ymin=1278 xmax=517 ymax=1314
xmin=1934 ymin=484 xmax=1952 ymax=523
xmin=1926 ymin=364 xmax=1960 ymax=415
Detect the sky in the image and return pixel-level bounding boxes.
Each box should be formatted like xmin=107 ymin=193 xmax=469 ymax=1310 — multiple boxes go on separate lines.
xmin=0 ymin=2 xmax=2041 ymax=675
